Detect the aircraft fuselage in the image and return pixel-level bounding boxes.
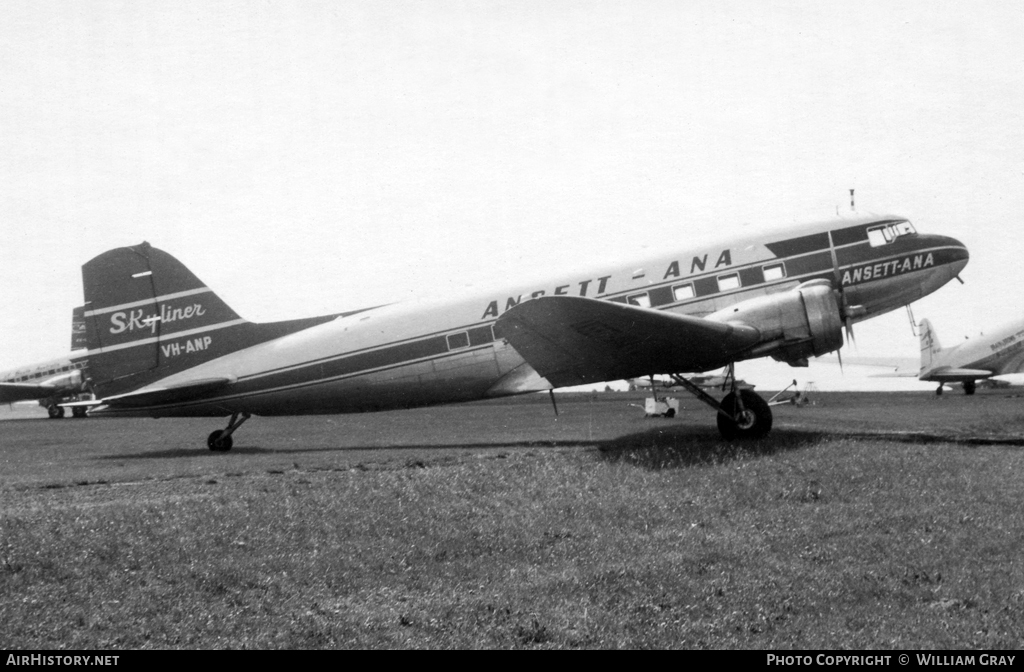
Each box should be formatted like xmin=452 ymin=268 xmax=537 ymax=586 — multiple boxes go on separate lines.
xmin=87 ymin=214 xmax=968 ymax=418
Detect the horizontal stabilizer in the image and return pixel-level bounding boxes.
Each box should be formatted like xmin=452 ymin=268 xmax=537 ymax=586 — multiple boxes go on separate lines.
xmin=494 ymin=296 xmax=761 ymax=387
xmin=921 ymin=368 xmax=993 ymax=382
xmin=100 ymin=377 xmax=237 ymax=408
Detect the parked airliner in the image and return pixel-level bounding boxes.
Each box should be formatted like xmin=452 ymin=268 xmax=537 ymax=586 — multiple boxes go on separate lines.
xmin=69 ymin=214 xmax=968 ymax=449
xmin=1 ymin=307 xmax=91 ymax=418
xmin=918 ymin=317 xmax=1024 ymax=395
xmin=0 ymin=355 xmax=90 ymax=418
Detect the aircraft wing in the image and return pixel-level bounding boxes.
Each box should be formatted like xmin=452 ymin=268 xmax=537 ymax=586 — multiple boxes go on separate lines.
xmin=494 ymin=296 xmax=761 ymax=387
xmin=0 ymin=382 xmax=61 ymax=403
xmin=921 ymin=368 xmax=993 ymax=382
xmin=97 ymin=377 xmax=237 ymax=408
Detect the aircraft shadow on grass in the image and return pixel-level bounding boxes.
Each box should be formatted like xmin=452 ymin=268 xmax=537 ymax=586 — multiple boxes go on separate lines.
xmin=98 ymin=439 xmax=602 ymax=461
xmin=100 ymin=425 xmax=827 ymax=464
xmin=595 ymin=426 xmax=828 ymax=470
xmin=98 ymin=422 xmax=1024 ymax=464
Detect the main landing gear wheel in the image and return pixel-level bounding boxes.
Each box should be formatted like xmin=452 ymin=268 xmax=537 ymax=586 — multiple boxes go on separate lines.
xmin=717 ymin=389 xmax=772 ymax=440
xmin=207 ymin=430 xmax=233 ymax=452
xmin=71 ymin=406 xmax=88 ymax=418
xmin=47 ymin=404 xmax=65 ymax=419
xmin=206 ymin=412 xmax=251 ymax=452
xmin=936 ymin=385 xmax=944 ymax=396
xmin=963 ymin=380 xmax=976 ymax=396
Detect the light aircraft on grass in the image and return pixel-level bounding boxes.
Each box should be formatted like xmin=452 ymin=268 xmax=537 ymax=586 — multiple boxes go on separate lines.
xmin=68 ymin=214 xmax=968 ymax=450
xmin=1 ymin=307 xmax=92 ymax=418
xmin=917 ymin=317 xmax=1024 ymax=395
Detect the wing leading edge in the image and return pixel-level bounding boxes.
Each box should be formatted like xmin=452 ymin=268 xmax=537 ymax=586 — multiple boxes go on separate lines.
xmin=494 ymin=296 xmax=761 ymax=387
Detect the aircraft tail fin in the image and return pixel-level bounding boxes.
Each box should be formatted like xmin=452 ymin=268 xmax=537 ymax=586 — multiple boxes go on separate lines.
xmin=71 ymin=305 xmax=88 ymax=351
xmin=919 ymin=318 xmax=942 ymax=372
xmin=81 ymin=242 xmax=337 ymax=397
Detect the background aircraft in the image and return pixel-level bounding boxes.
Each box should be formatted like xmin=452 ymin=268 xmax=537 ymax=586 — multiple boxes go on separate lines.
xmin=627 ymin=368 xmax=753 ymax=391
xmin=71 ymin=214 xmax=967 ymax=449
xmin=1 ymin=307 xmax=91 ymax=418
xmin=917 ymin=317 xmax=1024 ymax=395
xmin=0 ymin=355 xmax=89 ymax=418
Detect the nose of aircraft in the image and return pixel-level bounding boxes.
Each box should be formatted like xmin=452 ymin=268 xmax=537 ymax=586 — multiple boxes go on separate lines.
xmin=937 ymin=234 xmax=970 ymax=279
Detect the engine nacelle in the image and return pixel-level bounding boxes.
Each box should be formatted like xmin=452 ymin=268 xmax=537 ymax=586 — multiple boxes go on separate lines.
xmin=707 ymin=280 xmax=844 ymax=364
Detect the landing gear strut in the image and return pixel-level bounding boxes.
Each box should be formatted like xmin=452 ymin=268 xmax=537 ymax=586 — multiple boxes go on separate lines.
xmin=207 ymin=411 xmax=251 ymax=452
xmin=669 ymin=363 xmax=773 ymax=440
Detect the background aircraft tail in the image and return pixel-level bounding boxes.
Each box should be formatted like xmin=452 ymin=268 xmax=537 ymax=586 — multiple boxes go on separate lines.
xmin=919 ymin=318 xmax=942 ymax=372
xmin=71 ymin=305 xmax=88 ymax=351
xmin=82 ymin=242 xmax=339 ymax=397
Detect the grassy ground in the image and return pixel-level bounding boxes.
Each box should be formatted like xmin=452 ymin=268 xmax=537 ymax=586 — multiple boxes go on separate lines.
xmin=2 ymin=391 xmax=1023 ymax=648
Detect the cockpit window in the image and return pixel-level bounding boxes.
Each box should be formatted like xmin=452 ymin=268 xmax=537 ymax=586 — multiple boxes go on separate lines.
xmin=867 ymin=220 xmax=916 ymax=247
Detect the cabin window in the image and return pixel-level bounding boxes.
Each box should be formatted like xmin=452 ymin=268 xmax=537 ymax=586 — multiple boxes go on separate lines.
xmin=446 ymin=332 xmax=470 ymax=350
xmin=763 ymin=263 xmax=786 ymax=281
xmin=627 ymin=292 xmax=651 ymax=308
xmin=718 ymin=273 xmax=741 ymax=291
xmin=672 ymin=283 xmax=695 ymax=301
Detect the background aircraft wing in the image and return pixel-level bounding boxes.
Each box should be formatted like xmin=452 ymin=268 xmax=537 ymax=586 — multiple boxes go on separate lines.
xmin=0 ymin=382 xmax=61 ymax=403
xmin=494 ymin=296 xmax=760 ymax=387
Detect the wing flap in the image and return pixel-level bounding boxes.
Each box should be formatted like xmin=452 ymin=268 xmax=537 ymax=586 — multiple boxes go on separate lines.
xmin=494 ymin=296 xmax=761 ymax=387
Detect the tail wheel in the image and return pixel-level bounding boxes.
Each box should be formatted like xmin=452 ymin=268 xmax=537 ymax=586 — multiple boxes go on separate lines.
xmin=717 ymin=389 xmax=772 ymax=440
xmin=207 ymin=430 xmax=233 ymax=452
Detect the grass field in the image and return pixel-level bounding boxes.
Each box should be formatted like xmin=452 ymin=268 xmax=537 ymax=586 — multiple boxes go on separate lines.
xmin=2 ymin=390 xmax=1024 ymax=649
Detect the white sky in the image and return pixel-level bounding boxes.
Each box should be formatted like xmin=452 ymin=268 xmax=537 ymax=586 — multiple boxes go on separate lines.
xmin=2 ymin=1 xmax=1023 ymax=391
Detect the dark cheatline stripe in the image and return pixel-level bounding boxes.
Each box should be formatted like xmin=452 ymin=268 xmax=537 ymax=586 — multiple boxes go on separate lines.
xmin=648 ymin=285 xmax=675 ymax=307
xmin=781 ymin=250 xmax=834 ymax=277
xmin=764 ymin=232 xmax=830 ymax=258
xmin=232 ymin=335 xmax=452 ymax=394
xmin=738 ymin=266 xmax=765 ymax=287
xmin=830 ymin=224 xmax=871 ymax=247
xmin=834 ymin=234 xmax=941 ymax=267
xmin=468 ymin=325 xmax=494 ymax=346
xmin=693 ymin=276 xmax=719 ymax=298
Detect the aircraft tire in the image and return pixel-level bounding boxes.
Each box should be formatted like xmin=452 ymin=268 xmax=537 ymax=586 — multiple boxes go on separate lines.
xmin=47 ymin=404 xmax=65 ymax=420
xmin=717 ymin=389 xmax=772 ymax=440
xmin=72 ymin=406 xmax=87 ymax=418
xmin=936 ymin=385 xmax=944 ymax=396
xmin=664 ymin=408 xmax=676 ymax=418
xmin=207 ymin=430 xmax=233 ymax=452
xmin=964 ymin=381 xmax=976 ymax=395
